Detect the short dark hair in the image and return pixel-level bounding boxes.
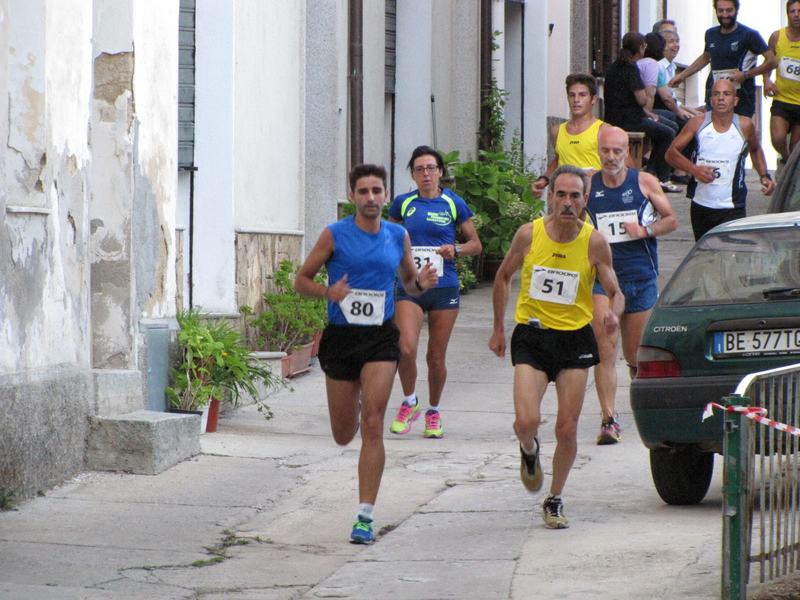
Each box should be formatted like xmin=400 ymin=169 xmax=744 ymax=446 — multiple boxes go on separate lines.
xmin=713 ymin=0 xmax=739 ymax=9
xmin=550 ymin=164 xmax=589 ymax=196
xmin=644 ymin=32 xmax=666 ymax=61
xmin=348 ymin=164 xmax=388 ymax=191
xmin=565 ymin=73 xmax=598 ymax=98
xmin=406 ymin=145 xmax=445 ymax=172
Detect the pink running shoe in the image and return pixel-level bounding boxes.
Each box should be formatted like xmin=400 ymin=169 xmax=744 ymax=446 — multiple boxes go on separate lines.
xmin=390 ymin=400 xmax=421 ymax=434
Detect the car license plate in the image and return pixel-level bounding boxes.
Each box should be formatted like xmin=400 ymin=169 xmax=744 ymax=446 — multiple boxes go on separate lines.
xmin=713 ymin=329 xmax=800 ymax=357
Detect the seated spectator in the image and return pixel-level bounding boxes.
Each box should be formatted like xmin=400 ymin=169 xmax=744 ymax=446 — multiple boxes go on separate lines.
xmin=638 ymin=34 xmax=680 ymax=135
xmin=604 ymin=31 xmax=681 ymax=193
xmin=657 ymin=30 xmax=703 ymax=118
xmin=645 ymin=33 xmax=695 ymax=127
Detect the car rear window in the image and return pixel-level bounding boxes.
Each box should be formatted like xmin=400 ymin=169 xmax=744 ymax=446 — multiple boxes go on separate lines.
xmin=659 ymin=228 xmax=800 ymax=307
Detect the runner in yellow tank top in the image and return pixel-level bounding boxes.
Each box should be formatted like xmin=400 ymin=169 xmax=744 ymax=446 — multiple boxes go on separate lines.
xmin=554 ymin=120 xmax=603 ymax=174
xmin=490 ymin=165 xmax=623 ymax=529
xmin=514 ymin=218 xmax=595 ymax=330
xmin=765 ymin=1 xmax=800 ymax=163
xmin=532 ymin=74 xmax=614 ymax=199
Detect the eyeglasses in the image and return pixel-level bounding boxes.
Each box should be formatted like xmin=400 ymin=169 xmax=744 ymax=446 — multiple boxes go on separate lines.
xmin=412 ymin=165 xmax=440 ymax=174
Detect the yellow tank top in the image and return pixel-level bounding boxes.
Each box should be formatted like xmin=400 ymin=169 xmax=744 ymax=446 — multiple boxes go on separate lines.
xmin=515 ymin=218 xmax=596 ymax=330
xmin=775 ymin=28 xmax=800 ymax=106
xmin=555 ymin=120 xmax=603 ymax=170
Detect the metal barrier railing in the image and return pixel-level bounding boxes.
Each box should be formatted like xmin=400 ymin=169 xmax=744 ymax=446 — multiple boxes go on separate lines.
xmin=721 ymin=363 xmax=800 ymax=600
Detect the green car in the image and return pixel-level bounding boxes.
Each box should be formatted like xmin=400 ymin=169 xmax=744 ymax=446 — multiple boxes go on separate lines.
xmin=631 ymin=211 xmax=800 ymax=505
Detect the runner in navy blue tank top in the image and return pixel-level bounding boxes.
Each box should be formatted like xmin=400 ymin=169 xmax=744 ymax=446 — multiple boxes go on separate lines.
xmin=586 ymin=126 xmax=677 ymax=445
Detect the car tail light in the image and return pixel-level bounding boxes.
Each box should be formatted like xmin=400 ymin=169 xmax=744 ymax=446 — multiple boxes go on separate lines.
xmin=636 ymin=346 xmax=681 ymax=378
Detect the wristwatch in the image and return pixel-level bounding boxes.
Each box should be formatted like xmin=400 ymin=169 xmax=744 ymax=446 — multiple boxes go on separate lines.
xmin=454 ymin=244 xmax=462 ymax=255
xmin=760 ymin=173 xmax=773 ymax=182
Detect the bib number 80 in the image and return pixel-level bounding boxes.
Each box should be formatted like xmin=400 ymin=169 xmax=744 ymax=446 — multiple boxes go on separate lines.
xmin=340 ymin=289 xmax=386 ymax=325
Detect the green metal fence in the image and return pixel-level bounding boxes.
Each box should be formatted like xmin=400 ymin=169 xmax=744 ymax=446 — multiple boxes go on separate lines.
xmin=722 ymin=363 xmax=800 ymax=600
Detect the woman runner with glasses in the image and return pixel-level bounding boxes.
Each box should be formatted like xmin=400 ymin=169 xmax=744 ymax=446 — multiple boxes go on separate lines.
xmin=387 ymin=145 xmax=482 ymax=438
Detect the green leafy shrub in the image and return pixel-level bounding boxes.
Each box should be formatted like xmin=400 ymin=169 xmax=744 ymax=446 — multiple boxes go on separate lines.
xmin=242 ymin=261 xmax=327 ymax=353
xmin=455 ymin=255 xmax=477 ymax=293
xmin=166 ymin=308 xmax=279 ymax=414
xmin=446 ymin=148 xmax=544 ymax=259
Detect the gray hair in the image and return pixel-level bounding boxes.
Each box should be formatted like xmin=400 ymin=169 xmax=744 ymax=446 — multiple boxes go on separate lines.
xmin=652 ymin=19 xmax=677 ymax=34
xmin=549 ymin=164 xmax=589 ymax=196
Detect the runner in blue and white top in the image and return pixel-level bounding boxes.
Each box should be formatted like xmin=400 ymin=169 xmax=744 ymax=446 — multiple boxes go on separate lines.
xmin=666 ymin=78 xmax=775 ymax=241
xmin=295 ymin=164 xmax=438 ymax=545
xmin=386 ymin=146 xmax=482 ymax=439
xmin=668 ymin=0 xmax=776 ymax=119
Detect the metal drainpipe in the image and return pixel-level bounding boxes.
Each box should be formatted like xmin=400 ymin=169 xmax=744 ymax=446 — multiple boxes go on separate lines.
xmin=349 ymin=0 xmax=364 ymax=167
xmin=479 ymin=0 xmax=493 ymax=152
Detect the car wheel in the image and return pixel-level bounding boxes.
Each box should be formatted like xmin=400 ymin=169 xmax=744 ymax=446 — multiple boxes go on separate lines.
xmin=649 ymin=446 xmax=714 ymax=505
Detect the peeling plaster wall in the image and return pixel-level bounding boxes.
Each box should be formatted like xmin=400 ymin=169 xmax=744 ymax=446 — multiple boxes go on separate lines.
xmin=0 ymin=0 xmax=178 ymax=500
xmin=0 ymin=0 xmax=94 ymax=499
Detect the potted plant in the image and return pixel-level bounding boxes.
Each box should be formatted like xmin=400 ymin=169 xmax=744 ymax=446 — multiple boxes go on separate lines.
xmin=166 ymin=308 xmax=279 ymax=431
xmin=445 ymin=139 xmax=545 ymax=280
xmin=241 ymin=260 xmax=327 ymax=378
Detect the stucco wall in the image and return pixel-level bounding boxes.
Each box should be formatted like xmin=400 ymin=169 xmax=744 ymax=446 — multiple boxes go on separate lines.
xmin=305 ymin=0 xmax=343 ymax=256
xmin=234 ymin=1 xmax=305 ymax=234
xmin=1 ymin=0 xmax=178 ymax=500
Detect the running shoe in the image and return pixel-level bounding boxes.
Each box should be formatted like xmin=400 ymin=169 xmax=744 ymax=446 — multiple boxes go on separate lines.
xmin=660 ymin=180 xmax=682 ymax=193
xmin=519 ymin=439 xmax=543 ymax=492
xmin=350 ymin=515 xmax=374 ymax=544
xmin=670 ymin=173 xmax=691 ymax=185
xmin=424 ymin=409 xmax=444 ymax=438
xmin=597 ymin=417 xmax=621 ymax=445
xmin=542 ymin=495 xmax=569 ymax=529
xmin=389 ymin=399 xmax=420 ymax=434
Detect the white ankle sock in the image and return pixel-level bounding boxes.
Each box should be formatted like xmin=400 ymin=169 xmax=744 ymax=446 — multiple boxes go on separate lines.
xmin=357 ymin=503 xmax=374 ymax=521
xmin=403 ymin=393 xmax=417 ymax=406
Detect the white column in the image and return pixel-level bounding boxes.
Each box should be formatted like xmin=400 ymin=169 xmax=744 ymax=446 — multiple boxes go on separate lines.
xmin=523 ymin=0 xmax=549 ymax=174
xmin=492 ymin=0 xmax=505 ymax=93
xmin=193 ymin=1 xmax=237 ymax=314
xmin=394 ymin=0 xmax=432 ymax=195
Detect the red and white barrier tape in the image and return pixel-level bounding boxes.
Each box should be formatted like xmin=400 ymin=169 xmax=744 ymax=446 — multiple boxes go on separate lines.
xmin=703 ymin=402 xmax=800 ymax=437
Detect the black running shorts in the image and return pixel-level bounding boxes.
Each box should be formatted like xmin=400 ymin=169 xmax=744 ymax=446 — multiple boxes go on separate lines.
xmin=510 ymin=322 xmax=599 ymax=382
xmin=317 ymin=320 xmax=401 ymax=381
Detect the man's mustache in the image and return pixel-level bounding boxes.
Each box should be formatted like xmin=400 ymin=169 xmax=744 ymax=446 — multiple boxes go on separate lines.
xmin=560 ymin=207 xmax=575 ymax=215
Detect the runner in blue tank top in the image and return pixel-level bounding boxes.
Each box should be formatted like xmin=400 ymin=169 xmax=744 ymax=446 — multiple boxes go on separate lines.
xmin=295 ymin=164 xmax=438 ymax=545
xmin=386 ymin=146 xmax=482 ymax=439
xmin=585 ymin=126 xmax=677 ymax=446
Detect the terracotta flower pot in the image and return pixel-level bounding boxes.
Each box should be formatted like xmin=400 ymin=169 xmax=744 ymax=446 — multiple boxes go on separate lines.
xmin=205 ymin=398 xmax=221 ymax=433
xmin=281 ymin=341 xmax=315 ymax=378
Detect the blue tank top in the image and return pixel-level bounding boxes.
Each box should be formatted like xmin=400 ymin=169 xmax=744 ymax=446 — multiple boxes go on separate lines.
xmin=325 ymin=216 xmax=406 ymax=325
xmin=388 ymin=188 xmax=473 ymax=288
xmin=586 ymin=169 xmax=659 ymax=282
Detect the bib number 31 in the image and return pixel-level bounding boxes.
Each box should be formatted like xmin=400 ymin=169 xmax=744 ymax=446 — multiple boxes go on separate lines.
xmin=529 ymin=266 xmax=580 ymax=306
xmin=340 ymin=289 xmax=386 ymax=325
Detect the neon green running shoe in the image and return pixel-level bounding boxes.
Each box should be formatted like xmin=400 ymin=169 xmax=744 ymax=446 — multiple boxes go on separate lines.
xmin=350 ymin=516 xmax=374 ymax=544
xmin=390 ymin=399 xmax=420 ymax=434
xmin=424 ymin=410 xmax=443 ymax=438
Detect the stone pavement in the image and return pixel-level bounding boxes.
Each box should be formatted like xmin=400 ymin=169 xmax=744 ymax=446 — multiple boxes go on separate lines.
xmin=0 ymin=172 xmax=773 ymax=600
